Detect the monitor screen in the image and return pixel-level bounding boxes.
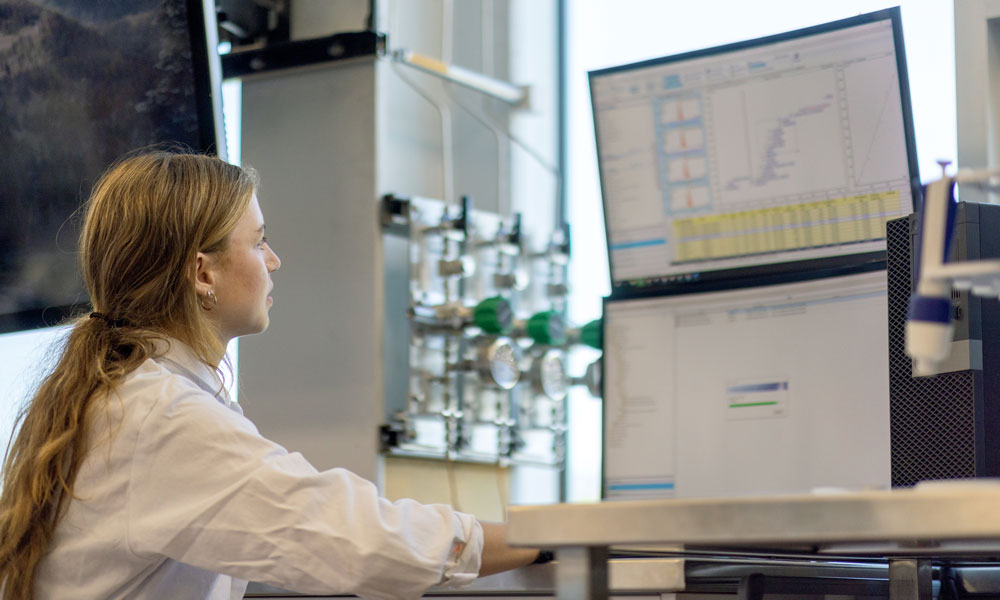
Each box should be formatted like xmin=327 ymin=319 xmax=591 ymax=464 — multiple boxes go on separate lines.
xmin=602 ymin=271 xmax=890 ymax=499
xmin=591 ymin=8 xmax=918 ymax=295
xmin=0 ymin=0 xmax=224 ymax=333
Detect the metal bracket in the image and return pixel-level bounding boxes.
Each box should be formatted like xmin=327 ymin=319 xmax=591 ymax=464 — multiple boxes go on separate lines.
xmin=555 ymin=547 xmax=609 ymax=600
xmin=221 ymin=30 xmax=385 ymax=79
xmin=889 ymin=559 xmax=933 ymax=600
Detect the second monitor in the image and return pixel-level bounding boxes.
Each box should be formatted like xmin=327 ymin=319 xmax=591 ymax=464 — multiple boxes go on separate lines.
xmin=603 ymin=271 xmax=891 ymax=499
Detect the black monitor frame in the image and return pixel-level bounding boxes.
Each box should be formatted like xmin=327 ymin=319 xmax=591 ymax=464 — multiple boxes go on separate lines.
xmin=591 ymin=7 xmax=921 ymax=301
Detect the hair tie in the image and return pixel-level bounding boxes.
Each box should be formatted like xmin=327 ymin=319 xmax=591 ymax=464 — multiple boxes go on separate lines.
xmin=89 ymin=312 xmax=130 ymax=329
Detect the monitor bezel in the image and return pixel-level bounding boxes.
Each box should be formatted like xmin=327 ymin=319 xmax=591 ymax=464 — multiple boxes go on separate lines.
xmin=590 ymin=6 xmax=921 ymax=301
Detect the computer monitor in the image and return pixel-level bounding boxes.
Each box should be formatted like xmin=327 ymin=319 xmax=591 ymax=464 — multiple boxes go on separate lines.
xmin=0 ymin=0 xmax=225 ymax=333
xmin=590 ymin=7 xmax=919 ymax=295
xmin=602 ymin=271 xmax=890 ymax=499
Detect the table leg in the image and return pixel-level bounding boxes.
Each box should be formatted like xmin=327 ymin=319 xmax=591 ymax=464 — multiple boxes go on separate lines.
xmin=889 ymin=558 xmax=932 ymax=600
xmin=555 ymin=546 xmax=609 ymax=600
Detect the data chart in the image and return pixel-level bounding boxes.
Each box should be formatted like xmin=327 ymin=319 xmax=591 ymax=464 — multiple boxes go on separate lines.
xmin=590 ymin=12 xmax=916 ymax=287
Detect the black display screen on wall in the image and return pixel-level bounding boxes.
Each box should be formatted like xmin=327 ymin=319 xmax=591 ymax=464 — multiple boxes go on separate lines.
xmin=0 ymin=0 xmax=221 ymax=333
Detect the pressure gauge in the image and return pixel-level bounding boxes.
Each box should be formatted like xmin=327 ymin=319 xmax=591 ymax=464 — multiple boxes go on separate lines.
xmin=476 ymin=337 xmax=522 ymax=389
xmin=530 ymin=349 xmax=569 ymax=400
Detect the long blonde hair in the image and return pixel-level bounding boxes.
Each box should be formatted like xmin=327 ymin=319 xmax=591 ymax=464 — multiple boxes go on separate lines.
xmin=0 ymin=151 xmax=256 ymax=599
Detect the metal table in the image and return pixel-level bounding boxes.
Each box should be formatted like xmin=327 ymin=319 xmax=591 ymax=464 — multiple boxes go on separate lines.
xmin=506 ymin=483 xmax=1000 ymax=599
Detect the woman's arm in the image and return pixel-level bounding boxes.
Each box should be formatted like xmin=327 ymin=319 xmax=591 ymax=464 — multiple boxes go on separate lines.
xmin=477 ymin=521 xmax=543 ymax=577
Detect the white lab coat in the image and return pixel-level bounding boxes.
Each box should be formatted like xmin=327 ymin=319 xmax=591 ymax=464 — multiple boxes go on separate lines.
xmin=34 ymin=340 xmax=483 ymax=600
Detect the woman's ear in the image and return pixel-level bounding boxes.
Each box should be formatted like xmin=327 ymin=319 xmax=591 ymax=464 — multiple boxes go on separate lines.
xmin=193 ymin=251 xmax=218 ymax=297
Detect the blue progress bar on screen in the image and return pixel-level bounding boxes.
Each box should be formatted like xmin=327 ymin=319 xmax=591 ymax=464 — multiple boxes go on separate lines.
xmin=608 ymin=482 xmax=675 ymax=491
xmin=610 ymin=238 xmax=667 ymax=250
xmin=727 ymin=382 xmax=788 ymax=393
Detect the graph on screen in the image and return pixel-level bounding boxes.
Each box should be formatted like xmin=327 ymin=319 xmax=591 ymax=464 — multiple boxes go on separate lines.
xmin=712 ymin=70 xmax=843 ymax=202
xmin=591 ymin=8 xmax=917 ymax=291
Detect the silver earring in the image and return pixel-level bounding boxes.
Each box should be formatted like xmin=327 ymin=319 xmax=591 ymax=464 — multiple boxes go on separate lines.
xmin=199 ymin=290 xmax=218 ymax=311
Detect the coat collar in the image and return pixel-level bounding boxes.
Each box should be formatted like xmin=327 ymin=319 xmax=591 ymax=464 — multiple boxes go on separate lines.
xmin=155 ymin=339 xmax=237 ymax=411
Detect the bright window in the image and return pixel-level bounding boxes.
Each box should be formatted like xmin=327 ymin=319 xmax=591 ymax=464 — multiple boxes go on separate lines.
xmin=0 ymin=327 xmax=67 ymax=461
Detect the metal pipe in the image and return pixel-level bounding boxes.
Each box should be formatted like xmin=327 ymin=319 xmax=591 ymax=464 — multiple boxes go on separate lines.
xmin=392 ymin=49 xmax=528 ymax=106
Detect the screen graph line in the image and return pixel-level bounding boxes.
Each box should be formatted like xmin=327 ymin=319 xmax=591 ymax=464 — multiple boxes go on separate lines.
xmin=854 ymin=82 xmax=896 ymax=185
xmin=726 ymin=97 xmax=835 ymax=191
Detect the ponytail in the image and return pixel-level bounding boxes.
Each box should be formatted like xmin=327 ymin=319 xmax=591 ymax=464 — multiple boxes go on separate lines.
xmin=0 ymin=151 xmax=254 ymax=599
xmin=0 ymin=315 xmax=165 ymax=598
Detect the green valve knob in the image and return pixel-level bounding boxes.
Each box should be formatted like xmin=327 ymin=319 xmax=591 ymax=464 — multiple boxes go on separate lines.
xmin=580 ymin=318 xmax=602 ymax=350
xmin=526 ymin=310 xmax=566 ymax=345
xmin=473 ymin=296 xmax=513 ymax=334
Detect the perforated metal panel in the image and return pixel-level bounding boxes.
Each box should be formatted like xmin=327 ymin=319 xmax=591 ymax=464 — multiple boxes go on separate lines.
xmin=887 ymin=216 xmax=977 ymax=487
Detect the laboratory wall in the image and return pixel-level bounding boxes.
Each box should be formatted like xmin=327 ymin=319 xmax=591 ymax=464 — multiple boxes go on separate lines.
xmin=235 ymin=0 xmax=562 ymax=516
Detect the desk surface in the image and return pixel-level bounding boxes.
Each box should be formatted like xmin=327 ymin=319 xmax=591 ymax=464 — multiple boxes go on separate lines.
xmin=507 ymin=483 xmax=1000 ymax=557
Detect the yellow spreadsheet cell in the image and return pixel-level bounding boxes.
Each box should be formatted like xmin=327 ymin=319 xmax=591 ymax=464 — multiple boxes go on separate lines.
xmin=835 ymin=221 xmax=863 ymax=243
xmin=672 ymin=191 xmax=900 ymax=263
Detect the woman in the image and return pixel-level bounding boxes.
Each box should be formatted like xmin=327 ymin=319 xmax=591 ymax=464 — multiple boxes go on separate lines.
xmin=0 ymin=151 xmax=539 ymax=599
